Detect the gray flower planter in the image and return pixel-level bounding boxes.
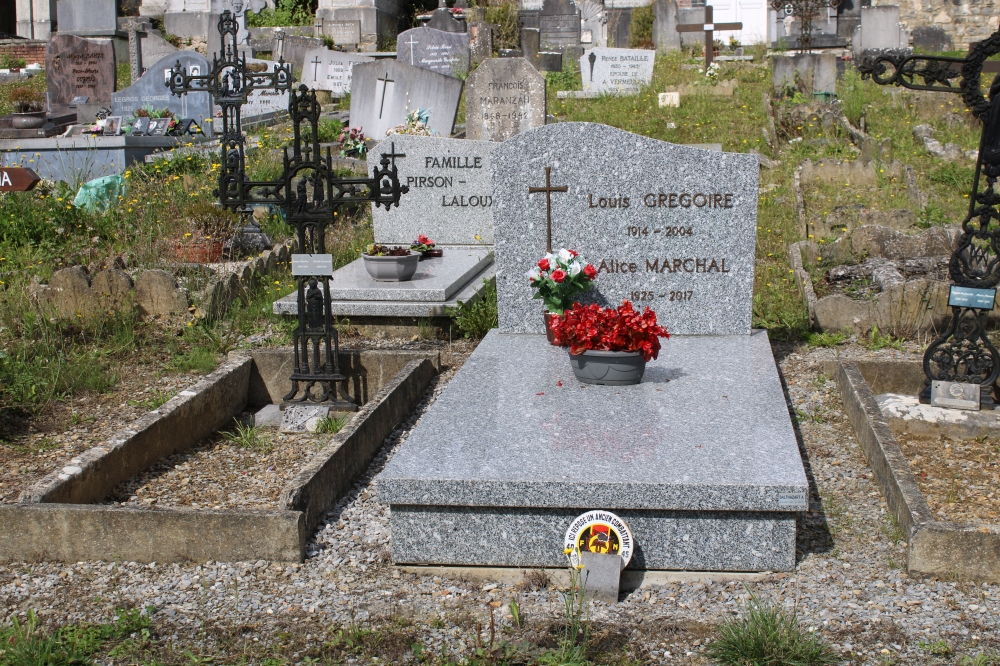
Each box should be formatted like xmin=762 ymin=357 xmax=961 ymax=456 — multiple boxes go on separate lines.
xmin=569 ymin=350 xmax=646 ymax=385
xmin=362 ymin=252 xmax=420 ymax=281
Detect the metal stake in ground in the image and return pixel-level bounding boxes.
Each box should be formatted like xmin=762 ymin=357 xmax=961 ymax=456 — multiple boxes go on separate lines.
xmin=858 ymin=35 xmax=1000 ymax=408
xmin=675 ymin=5 xmax=742 ymax=69
xmin=166 ymin=11 xmax=293 ymax=240
xmin=528 ymin=167 xmax=568 ymax=253
xmin=768 ymin=0 xmax=840 ymax=52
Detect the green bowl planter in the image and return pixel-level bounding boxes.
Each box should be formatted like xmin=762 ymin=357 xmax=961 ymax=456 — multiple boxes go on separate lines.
xmin=568 ymin=350 xmax=646 ymax=385
xmin=362 ymin=251 xmax=420 ymax=281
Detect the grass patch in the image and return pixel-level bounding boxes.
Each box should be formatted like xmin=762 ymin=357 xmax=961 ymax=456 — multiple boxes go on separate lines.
xmin=0 ymin=608 xmax=149 ymax=666
xmin=222 ymin=422 xmax=273 ymax=453
xmin=865 ymin=325 xmax=906 ymax=352
xmin=805 ymin=331 xmax=847 ymax=348
xmin=706 ymin=592 xmax=839 ymax=665
xmin=316 ymin=413 xmax=350 ymax=435
xmin=170 ymin=346 xmax=218 ymax=374
xmin=448 ymin=279 xmax=499 ymax=339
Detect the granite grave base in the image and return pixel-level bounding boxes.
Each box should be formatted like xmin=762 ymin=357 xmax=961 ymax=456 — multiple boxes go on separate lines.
xmin=377 ymin=330 xmax=808 ymax=571
xmin=273 ymin=247 xmax=495 ymax=318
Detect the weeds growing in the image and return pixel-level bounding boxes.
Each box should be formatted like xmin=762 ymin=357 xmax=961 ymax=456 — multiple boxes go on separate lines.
xmin=222 ymin=422 xmax=273 ymax=453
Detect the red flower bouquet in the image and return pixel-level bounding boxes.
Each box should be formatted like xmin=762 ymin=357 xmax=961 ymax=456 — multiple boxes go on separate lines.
xmin=550 ymin=301 xmax=670 ymax=362
xmin=525 ymin=248 xmax=598 ymax=314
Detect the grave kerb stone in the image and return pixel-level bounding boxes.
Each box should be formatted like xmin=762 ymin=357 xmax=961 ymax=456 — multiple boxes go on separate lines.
xmin=492 ymin=122 xmax=758 ymax=336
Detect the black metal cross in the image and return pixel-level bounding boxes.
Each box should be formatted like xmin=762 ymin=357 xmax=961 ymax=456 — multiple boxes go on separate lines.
xmin=858 ymin=35 xmax=1000 ymax=408
xmin=768 ymin=0 xmax=840 ymax=53
xmin=529 ymin=167 xmax=568 ymax=253
xmin=311 ymin=55 xmax=322 ymax=80
xmin=676 ymin=5 xmax=742 ymax=69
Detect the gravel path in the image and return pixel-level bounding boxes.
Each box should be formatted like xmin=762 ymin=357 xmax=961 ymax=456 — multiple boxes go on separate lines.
xmin=2 ymin=340 xmax=999 ymax=664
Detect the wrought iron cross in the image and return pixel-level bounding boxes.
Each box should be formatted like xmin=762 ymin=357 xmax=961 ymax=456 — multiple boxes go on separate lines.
xmin=769 ymin=0 xmax=840 ymax=53
xmin=858 ymin=35 xmax=1000 ymax=408
xmin=676 ymin=5 xmax=742 ymax=70
xmin=529 ymin=167 xmax=568 ymax=253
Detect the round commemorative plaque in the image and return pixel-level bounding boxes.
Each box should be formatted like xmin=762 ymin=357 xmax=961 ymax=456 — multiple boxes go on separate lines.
xmin=564 ymin=510 xmax=634 ymax=571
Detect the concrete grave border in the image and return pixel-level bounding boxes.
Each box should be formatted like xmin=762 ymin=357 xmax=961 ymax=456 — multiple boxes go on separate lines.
xmin=1 ymin=353 xmax=439 ymax=563
xmin=829 ymin=357 xmax=1000 ymax=582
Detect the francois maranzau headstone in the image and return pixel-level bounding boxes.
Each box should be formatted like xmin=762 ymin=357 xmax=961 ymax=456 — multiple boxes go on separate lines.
xmin=580 ymin=47 xmax=655 ymax=94
xmin=465 ymin=57 xmax=547 ymax=142
xmin=492 ymin=122 xmax=759 ymax=335
xmin=368 ymin=134 xmax=496 ymax=246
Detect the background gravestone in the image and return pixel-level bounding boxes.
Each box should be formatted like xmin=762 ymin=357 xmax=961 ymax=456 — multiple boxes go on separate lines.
xmin=56 ymin=0 xmax=118 ymax=36
xmin=911 ymin=26 xmax=951 ymax=53
xmin=607 ymin=8 xmax=631 ymax=49
xmin=300 ymin=49 xmax=374 ymax=95
xmin=578 ymin=0 xmax=607 ymax=48
xmin=652 ymin=0 xmax=681 ymax=51
xmin=852 ymin=5 xmax=909 ymax=57
xmin=469 ymin=21 xmax=494 ymax=64
xmin=539 ymin=0 xmax=581 ymax=53
xmin=580 ymin=48 xmax=655 ymax=94
xmin=427 ymin=5 xmax=467 ymax=32
xmin=139 ymin=30 xmax=180 ymax=69
xmin=323 ymin=20 xmax=362 ymax=45
xmin=111 ymin=52 xmax=214 ymax=136
xmin=278 ymin=35 xmax=327 ymax=70
xmin=46 ymin=35 xmax=117 ymax=106
xmin=368 ymin=134 xmax=496 ymax=245
xmin=240 ymin=56 xmax=291 ymax=119
xmin=396 ymin=27 xmax=471 ymax=78
xmin=349 ymin=59 xmax=464 ymax=138
xmin=465 ymin=58 xmax=546 ymax=142
xmin=492 ymin=122 xmax=759 ymax=335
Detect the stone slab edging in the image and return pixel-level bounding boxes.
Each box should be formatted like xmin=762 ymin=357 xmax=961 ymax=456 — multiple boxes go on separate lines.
xmin=21 ymin=356 xmax=253 ymax=505
xmin=788 ymin=240 xmax=818 ymax=325
xmin=0 ymin=504 xmax=303 ymax=563
xmin=281 ymin=358 xmax=439 ymax=538
xmin=831 ymin=358 xmax=1000 ymax=581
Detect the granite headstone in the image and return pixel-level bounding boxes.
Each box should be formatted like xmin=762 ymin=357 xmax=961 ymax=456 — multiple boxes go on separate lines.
xmin=139 ymin=31 xmax=181 ymax=72
xmin=46 ymin=35 xmax=117 ymax=106
xmin=300 ymin=49 xmax=374 ymax=95
xmin=278 ymin=35 xmax=327 ymax=70
xmin=911 ymin=26 xmax=951 ymax=53
xmin=56 ymin=0 xmax=118 ymax=36
xmin=349 ymin=59 xmax=464 ymax=138
xmin=579 ymin=47 xmax=655 ymax=95
xmin=851 ymin=5 xmax=909 ymax=57
xmin=323 ymin=20 xmax=362 ymax=45
xmin=427 ymin=6 xmax=467 ymax=33
xmin=369 ymin=134 xmax=496 ymax=245
xmin=242 ymin=56 xmax=291 ymax=118
xmin=469 ymin=21 xmax=494 ymax=65
xmin=465 ymin=58 xmax=546 ymax=142
xmin=539 ymin=0 xmax=581 ymax=51
xmin=492 ymin=122 xmax=759 ymax=335
xmin=607 ymin=8 xmax=631 ymax=49
xmin=396 ymin=27 xmax=471 ymax=78
xmin=578 ymin=0 xmax=608 ymax=48
xmin=652 ymin=0 xmax=681 ymax=51
xmin=111 ymin=53 xmax=214 ymax=136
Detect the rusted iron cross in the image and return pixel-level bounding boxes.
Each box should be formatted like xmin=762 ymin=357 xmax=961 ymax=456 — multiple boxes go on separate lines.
xmin=529 ymin=167 xmax=568 ymax=253
xmin=676 ymin=5 xmax=742 ymax=70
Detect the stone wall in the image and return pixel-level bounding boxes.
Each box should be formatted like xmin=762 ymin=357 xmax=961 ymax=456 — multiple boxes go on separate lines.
xmin=888 ymin=0 xmax=1000 ymax=51
xmin=0 ymin=39 xmax=47 ymax=64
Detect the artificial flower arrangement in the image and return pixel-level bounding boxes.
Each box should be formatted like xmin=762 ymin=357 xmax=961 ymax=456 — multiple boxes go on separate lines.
xmin=410 ymin=233 xmax=442 ymax=258
xmin=339 ymin=126 xmax=367 ymax=157
xmin=386 ymin=108 xmax=433 ymax=137
xmin=364 ymin=243 xmax=412 ymax=257
xmin=525 ymin=248 xmax=598 ymax=314
xmin=551 ymin=301 xmax=669 ymax=362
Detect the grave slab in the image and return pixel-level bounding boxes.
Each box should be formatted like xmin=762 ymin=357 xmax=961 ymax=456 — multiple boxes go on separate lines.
xmin=377 ymin=330 xmax=806 ymax=570
xmin=349 ymin=59 xmax=464 ymax=138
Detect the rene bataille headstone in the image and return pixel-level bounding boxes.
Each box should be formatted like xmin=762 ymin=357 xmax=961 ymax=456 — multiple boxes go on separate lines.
xmin=465 ymin=58 xmax=547 ymax=142
xmin=580 ymin=47 xmax=655 ymax=94
xmin=492 ymin=122 xmax=759 ymax=335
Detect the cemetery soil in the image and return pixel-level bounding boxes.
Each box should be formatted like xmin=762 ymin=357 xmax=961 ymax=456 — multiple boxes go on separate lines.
xmin=3 ymin=341 xmax=1000 ymax=664
xmin=898 ymin=436 xmax=1000 ymax=525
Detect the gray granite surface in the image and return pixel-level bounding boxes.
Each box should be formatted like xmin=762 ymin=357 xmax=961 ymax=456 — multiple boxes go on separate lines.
xmin=491 ymin=122 xmax=759 ymax=335
xmin=272 ymin=256 xmax=495 ymax=317
xmin=396 ymin=27 xmax=470 ymax=78
xmin=377 ymin=330 xmax=807 ymax=511
xmin=389 ymin=506 xmax=796 ymax=571
xmin=299 ymin=49 xmax=373 ymax=95
xmin=465 ymin=58 xmax=547 ymax=142
xmin=350 ymin=60 xmax=463 ymax=139
xmin=369 ymin=135 xmax=496 ymax=245
xmin=326 ymin=248 xmax=492 ymax=302
xmin=579 ymin=48 xmax=655 ymax=95
xmin=112 ymin=52 xmax=213 ymax=136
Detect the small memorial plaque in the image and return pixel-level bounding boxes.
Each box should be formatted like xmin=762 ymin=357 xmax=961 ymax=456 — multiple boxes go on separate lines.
xmin=778 ymin=492 xmax=807 ymax=509
xmin=931 ymin=380 xmax=981 ymax=411
xmin=131 ymin=117 xmax=150 ymax=135
xmin=147 ymin=118 xmax=169 ymax=135
xmin=103 ymin=115 xmax=122 ymax=135
xmin=292 ymin=253 xmax=334 ymax=276
xmin=280 ymin=405 xmax=330 ymax=433
xmin=70 ymin=95 xmax=90 ymax=105
xmin=948 ymin=285 xmax=997 ymax=310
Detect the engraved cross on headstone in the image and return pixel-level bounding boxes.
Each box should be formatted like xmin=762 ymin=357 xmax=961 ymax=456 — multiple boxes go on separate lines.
xmin=529 ymin=167 xmax=568 ymax=253
xmin=676 ymin=5 xmax=742 ymax=69
xmin=406 ymin=34 xmax=419 ymax=65
xmin=376 ymin=70 xmax=394 ymax=119
xmin=311 ymin=55 xmax=322 ymax=80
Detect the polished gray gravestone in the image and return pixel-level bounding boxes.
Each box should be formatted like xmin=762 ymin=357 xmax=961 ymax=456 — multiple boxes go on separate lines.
xmin=492 ymin=122 xmax=758 ymax=335
xmin=396 ymin=27 xmax=471 ymax=78
xmin=349 ymin=59 xmax=463 ymax=138
xmin=299 ymin=48 xmax=374 ymax=95
xmin=465 ymin=58 xmax=546 ymax=142
xmin=579 ymin=47 xmax=655 ymax=95
xmin=539 ymin=0 xmax=581 ymax=52
xmin=273 ymin=134 xmax=496 ymax=318
xmin=56 ymin=0 xmax=118 ymax=36
xmin=111 ymin=52 xmax=214 ymax=136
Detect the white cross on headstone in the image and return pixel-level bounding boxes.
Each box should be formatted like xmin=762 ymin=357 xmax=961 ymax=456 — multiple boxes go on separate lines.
xmin=406 ymin=34 xmax=419 ymax=66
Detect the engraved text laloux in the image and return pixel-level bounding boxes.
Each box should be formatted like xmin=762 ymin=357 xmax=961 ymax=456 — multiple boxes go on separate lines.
xmin=403 ymin=155 xmax=493 ymax=208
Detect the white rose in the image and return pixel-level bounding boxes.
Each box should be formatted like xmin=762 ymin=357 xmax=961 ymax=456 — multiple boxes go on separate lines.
xmin=526 ymin=267 xmax=541 ymax=281
xmin=557 ymin=248 xmax=573 ymax=262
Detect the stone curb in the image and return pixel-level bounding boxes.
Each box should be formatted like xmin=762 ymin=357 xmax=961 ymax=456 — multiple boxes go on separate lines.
xmin=788 ymin=240 xmax=817 ymax=326
xmin=281 ymin=358 xmax=439 ymax=539
xmin=831 ymin=358 xmax=1000 ymax=582
xmin=21 ymin=356 xmax=253 ymax=505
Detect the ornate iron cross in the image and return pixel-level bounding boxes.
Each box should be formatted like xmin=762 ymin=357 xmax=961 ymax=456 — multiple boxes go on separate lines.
xmin=769 ymin=0 xmax=841 ymax=53
xmin=676 ymin=5 xmax=742 ymax=69
xmin=166 ymin=11 xmax=293 ymax=223
xmin=529 ymin=167 xmax=568 ymax=253
xmin=858 ymin=34 xmax=1000 ymax=408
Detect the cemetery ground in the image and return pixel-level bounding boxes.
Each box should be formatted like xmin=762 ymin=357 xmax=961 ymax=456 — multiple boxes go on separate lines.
xmin=1 ymin=48 xmax=1000 ymax=665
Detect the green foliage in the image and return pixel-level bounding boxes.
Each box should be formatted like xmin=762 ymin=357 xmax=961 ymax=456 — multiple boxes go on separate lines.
xmin=930 ymin=162 xmax=975 ymax=191
xmin=1 ymin=54 xmax=27 ymax=69
xmin=170 ymin=346 xmax=218 ymax=374
xmin=484 ymin=0 xmax=520 ymax=51
xmin=317 ymin=117 xmax=344 ymax=143
xmin=629 ymin=5 xmax=654 ymax=49
xmin=838 ymin=66 xmax=884 ymax=127
xmin=706 ymin=592 xmax=839 ymax=666
xmin=805 ymin=331 xmax=847 ymax=348
xmin=959 ymin=654 xmax=1000 ymax=666
xmin=448 ymin=279 xmax=498 ymax=339
xmin=918 ymin=639 xmax=952 ymax=656
xmin=316 ymin=413 xmax=349 ymax=434
xmin=222 ymin=421 xmax=273 ymax=453
xmin=246 ymin=0 xmax=314 ymax=27
xmin=865 ymin=325 xmax=906 ymax=351
xmin=0 ymin=608 xmax=150 ymax=666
